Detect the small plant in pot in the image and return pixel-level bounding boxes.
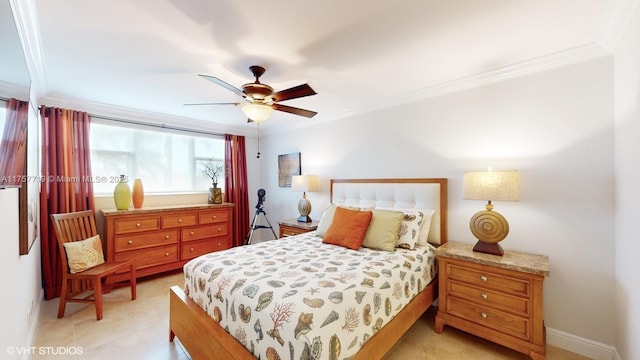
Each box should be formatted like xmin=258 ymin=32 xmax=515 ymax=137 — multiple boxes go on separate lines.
xmin=201 ymin=159 xmax=224 ymax=204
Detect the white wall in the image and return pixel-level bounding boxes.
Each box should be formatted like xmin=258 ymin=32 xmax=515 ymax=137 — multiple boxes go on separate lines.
xmin=0 ymin=188 xmax=42 ymax=359
xmin=259 ymin=57 xmax=616 ymax=356
xmin=614 ymin=2 xmax=640 ymax=360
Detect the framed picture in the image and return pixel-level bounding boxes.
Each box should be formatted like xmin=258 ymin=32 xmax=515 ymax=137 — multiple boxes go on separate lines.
xmin=19 ymin=102 xmax=40 ymax=255
xmin=278 ymin=152 xmax=301 ymax=187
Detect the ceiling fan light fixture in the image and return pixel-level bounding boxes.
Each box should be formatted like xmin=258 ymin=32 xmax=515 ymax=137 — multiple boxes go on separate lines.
xmin=242 ymin=103 xmax=274 ymax=123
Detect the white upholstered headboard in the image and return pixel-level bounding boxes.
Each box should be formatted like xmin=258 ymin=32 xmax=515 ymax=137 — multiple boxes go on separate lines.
xmin=330 ymin=178 xmax=448 ymax=245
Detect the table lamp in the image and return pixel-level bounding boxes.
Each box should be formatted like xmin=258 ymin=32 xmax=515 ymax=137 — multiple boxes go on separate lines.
xmin=291 ymin=175 xmax=319 ymax=222
xmin=463 ymin=169 xmax=520 ymax=255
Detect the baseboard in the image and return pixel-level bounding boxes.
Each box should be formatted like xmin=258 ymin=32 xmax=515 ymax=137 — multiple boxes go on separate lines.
xmin=547 ymin=327 xmax=618 ymax=360
xmin=24 ymin=289 xmax=44 ymax=360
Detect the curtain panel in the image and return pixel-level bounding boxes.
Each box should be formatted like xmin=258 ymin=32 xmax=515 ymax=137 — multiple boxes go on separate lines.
xmin=224 ymin=134 xmax=250 ymax=247
xmin=40 ymin=106 xmax=95 ymax=300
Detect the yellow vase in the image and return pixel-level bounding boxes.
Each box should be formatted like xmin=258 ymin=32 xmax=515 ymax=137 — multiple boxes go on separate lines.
xmin=113 ymin=175 xmax=131 ymax=210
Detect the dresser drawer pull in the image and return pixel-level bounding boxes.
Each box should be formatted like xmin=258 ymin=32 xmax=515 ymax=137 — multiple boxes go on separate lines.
xmin=481 ymin=293 xmax=488 ymax=300
xmin=190 ymin=247 xmax=194 ymax=252
xmin=178 ymin=218 xmax=183 ymax=223
xmin=165 ymin=235 xmax=170 ymax=239
xmin=190 ymin=231 xmax=195 ymax=236
xmin=217 ymin=227 xmax=222 ymax=232
xmin=217 ymin=242 xmax=222 ymax=247
xmin=212 ymin=215 xmax=217 ymax=219
xmin=128 ymin=240 xmax=133 ymax=244
xmin=136 ymin=223 xmax=141 ymax=228
xmin=480 ymin=275 xmax=488 ymax=282
xmin=165 ymin=252 xmax=170 ymax=256
xmin=481 ymin=312 xmax=488 ymax=319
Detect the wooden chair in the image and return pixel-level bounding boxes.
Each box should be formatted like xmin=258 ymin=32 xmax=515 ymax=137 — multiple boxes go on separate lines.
xmin=51 ymin=210 xmax=136 ymax=320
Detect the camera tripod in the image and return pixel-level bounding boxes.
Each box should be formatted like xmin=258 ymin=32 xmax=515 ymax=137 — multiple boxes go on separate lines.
xmin=245 ymin=206 xmax=277 ymax=245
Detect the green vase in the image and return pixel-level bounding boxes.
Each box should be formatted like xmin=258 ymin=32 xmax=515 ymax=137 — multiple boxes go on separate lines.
xmin=113 ymin=175 xmax=131 ymax=210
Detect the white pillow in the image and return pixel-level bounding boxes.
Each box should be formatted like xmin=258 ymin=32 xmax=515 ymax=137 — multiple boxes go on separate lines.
xmin=316 ymin=204 xmax=338 ymax=237
xmin=376 ymin=207 xmax=435 ymax=246
xmin=396 ymin=211 xmax=424 ymax=249
xmin=417 ymin=209 xmax=435 ymax=246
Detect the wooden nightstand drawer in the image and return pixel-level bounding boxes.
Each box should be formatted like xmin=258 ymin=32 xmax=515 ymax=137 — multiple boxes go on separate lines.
xmin=447 ymin=296 xmax=530 ymax=341
xmin=448 ymin=280 xmax=529 ymax=316
xmin=280 ymin=225 xmax=308 ymax=237
xmin=278 ymin=219 xmax=319 ymax=238
xmin=114 ymin=217 xmax=160 ymax=234
xmin=114 ymin=229 xmax=178 ymax=252
xmin=447 ymin=262 xmax=530 ymax=297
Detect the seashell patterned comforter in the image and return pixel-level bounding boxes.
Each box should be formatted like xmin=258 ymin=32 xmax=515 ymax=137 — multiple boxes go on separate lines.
xmin=183 ymin=231 xmax=437 ymax=360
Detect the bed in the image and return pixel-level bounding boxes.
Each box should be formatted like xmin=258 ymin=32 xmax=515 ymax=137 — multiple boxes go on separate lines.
xmin=169 ymin=178 xmax=448 ymax=359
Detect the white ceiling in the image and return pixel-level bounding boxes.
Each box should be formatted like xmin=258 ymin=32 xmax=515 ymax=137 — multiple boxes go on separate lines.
xmin=2 ymin=0 xmax=634 ymax=135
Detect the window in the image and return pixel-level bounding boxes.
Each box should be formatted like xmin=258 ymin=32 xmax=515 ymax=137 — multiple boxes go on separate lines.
xmin=90 ymin=120 xmax=224 ymax=194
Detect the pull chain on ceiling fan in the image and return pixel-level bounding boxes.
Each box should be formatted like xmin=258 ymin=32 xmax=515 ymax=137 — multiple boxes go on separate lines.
xmin=185 ymin=65 xmax=318 ymax=123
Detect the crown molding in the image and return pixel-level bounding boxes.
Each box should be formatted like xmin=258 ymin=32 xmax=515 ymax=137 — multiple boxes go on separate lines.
xmin=10 ymin=0 xmax=47 ymax=99
xmin=0 ymin=80 xmax=29 ymax=101
xmin=41 ymin=93 xmax=255 ymax=138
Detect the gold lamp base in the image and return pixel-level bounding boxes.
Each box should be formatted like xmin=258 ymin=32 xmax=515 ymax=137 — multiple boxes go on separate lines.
xmin=469 ymin=208 xmax=509 ymax=256
xmin=297 ymin=194 xmax=312 ymax=223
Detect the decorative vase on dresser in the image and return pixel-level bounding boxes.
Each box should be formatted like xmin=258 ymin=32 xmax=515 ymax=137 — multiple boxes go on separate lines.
xmin=434 ymin=241 xmax=550 ymax=360
xmin=209 ymin=183 xmax=222 ymax=204
xmin=113 ymin=175 xmax=131 ymax=210
xmin=132 ymin=178 xmax=144 ymax=209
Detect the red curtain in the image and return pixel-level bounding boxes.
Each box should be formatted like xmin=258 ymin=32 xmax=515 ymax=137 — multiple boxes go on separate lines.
xmin=224 ymin=134 xmax=249 ymax=247
xmin=40 ymin=106 xmax=95 ymax=300
xmin=0 ymin=98 xmax=28 ymax=186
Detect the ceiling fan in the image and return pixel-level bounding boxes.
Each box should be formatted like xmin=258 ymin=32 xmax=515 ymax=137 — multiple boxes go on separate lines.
xmin=186 ymin=65 xmax=318 ymax=123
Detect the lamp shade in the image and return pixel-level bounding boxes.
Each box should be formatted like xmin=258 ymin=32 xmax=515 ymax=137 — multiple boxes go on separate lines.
xmin=241 ymin=103 xmax=274 ymax=123
xmin=463 ymin=170 xmax=519 ymax=202
xmin=291 ymin=175 xmax=319 ymax=193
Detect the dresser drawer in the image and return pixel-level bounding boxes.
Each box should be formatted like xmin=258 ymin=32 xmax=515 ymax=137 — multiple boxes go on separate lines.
xmin=447 ymin=263 xmax=530 ymax=297
xmin=114 ymin=229 xmax=178 ymax=252
xmin=199 ymin=209 xmax=230 ymax=224
xmin=182 ymin=223 xmax=229 ymax=242
xmin=181 ymin=237 xmax=230 ymax=260
xmin=162 ymin=213 xmax=197 ymax=228
xmin=447 ymin=296 xmax=530 ymax=341
xmin=114 ymin=217 xmax=160 ymax=234
xmin=448 ymin=280 xmax=529 ymax=316
xmin=115 ymin=245 xmax=179 ymax=269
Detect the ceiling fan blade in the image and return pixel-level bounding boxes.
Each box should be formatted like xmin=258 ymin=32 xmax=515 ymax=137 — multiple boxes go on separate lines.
xmin=270 ymin=84 xmax=316 ymax=102
xmin=184 ymin=102 xmax=240 ymax=106
xmin=198 ymin=74 xmax=245 ymax=98
xmin=272 ymin=103 xmax=317 ymax=118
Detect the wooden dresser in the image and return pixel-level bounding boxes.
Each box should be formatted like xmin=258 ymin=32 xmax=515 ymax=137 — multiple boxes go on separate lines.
xmin=434 ymin=241 xmax=550 ymax=360
xmin=102 ymin=204 xmax=234 ymax=282
xmin=278 ymin=218 xmax=319 ymax=238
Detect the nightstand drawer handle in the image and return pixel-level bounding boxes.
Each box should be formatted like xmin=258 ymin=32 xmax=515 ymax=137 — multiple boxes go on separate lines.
xmin=481 ymin=312 xmax=488 ymax=319
xmin=128 ymin=240 xmax=133 ymax=244
xmin=190 ymin=247 xmax=194 ymax=252
xmin=480 ymin=275 xmax=488 ymax=282
xmin=178 ymin=218 xmax=183 ymax=223
xmin=136 ymin=223 xmax=141 ymax=227
xmin=212 ymin=215 xmax=217 ymax=219
xmin=165 ymin=235 xmax=170 ymax=239
xmin=165 ymin=252 xmax=170 ymax=256
xmin=481 ymin=293 xmax=488 ymax=300
xmin=190 ymin=231 xmax=195 ymax=236
xmin=217 ymin=227 xmax=222 ymax=232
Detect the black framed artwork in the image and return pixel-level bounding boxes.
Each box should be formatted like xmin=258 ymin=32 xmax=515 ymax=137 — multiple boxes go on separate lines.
xmin=278 ymin=152 xmax=301 ymax=187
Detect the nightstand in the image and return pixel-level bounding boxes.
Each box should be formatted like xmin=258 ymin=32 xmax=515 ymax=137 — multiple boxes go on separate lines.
xmin=434 ymin=241 xmax=550 ymax=360
xmin=278 ymin=218 xmax=319 ymax=238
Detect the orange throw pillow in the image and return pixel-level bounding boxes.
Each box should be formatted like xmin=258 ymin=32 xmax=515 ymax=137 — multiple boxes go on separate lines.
xmin=322 ymin=207 xmax=373 ymax=250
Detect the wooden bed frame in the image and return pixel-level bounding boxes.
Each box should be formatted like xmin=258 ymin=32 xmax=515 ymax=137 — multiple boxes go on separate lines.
xmin=170 ymin=178 xmax=448 ymax=359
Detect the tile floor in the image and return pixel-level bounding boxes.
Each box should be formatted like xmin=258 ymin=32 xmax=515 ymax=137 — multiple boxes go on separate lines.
xmin=31 ymin=272 xmax=591 ymax=360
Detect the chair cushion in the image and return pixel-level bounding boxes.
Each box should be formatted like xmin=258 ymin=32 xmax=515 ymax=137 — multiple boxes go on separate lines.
xmin=63 ymin=234 xmax=105 ymax=273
